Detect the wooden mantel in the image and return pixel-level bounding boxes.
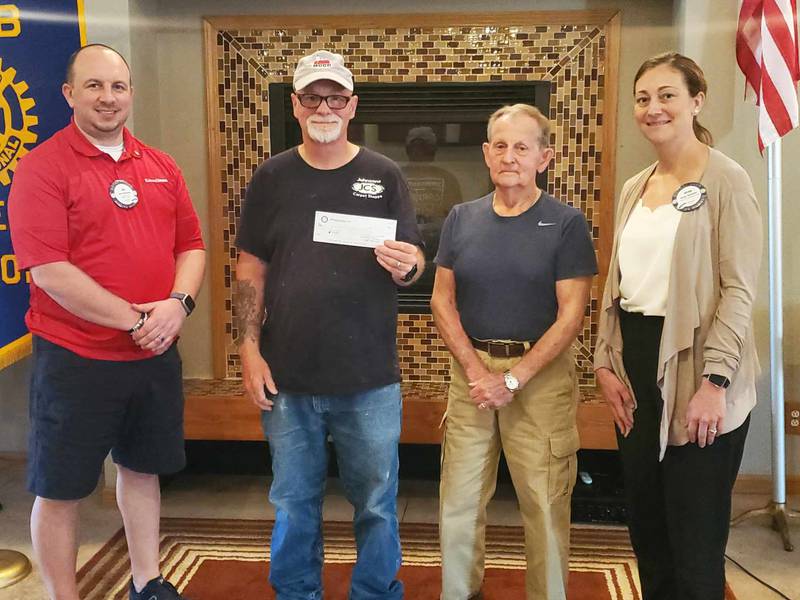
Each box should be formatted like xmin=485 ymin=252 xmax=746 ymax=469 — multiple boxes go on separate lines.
xmin=184 ymin=379 xmax=618 ymax=449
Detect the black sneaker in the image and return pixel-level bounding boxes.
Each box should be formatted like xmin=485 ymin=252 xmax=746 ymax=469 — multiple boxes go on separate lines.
xmin=129 ymin=575 xmax=185 ymax=599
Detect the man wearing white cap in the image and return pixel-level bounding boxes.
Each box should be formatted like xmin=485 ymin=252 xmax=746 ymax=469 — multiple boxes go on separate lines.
xmin=235 ymin=50 xmax=424 ymax=599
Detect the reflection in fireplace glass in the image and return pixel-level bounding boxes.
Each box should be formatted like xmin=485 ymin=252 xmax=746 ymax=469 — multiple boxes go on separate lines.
xmin=349 ymin=121 xmax=492 ymax=296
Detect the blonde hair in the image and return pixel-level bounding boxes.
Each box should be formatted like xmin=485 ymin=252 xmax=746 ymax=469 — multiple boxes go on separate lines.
xmin=487 ymin=104 xmax=551 ymax=147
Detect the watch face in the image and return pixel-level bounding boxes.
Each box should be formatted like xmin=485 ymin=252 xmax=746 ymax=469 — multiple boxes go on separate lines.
xmin=184 ymin=294 xmax=196 ymax=312
xmin=706 ymin=374 xmax=730 ymax=388
xmin=504 ymin=372 xmax=519 ymax=392
xmin=171 ymin=293 xmax=195 ymax=315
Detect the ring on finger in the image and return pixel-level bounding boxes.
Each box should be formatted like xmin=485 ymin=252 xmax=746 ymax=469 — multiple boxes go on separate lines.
xmin=709 ymin=426 xmax=718 ymax=434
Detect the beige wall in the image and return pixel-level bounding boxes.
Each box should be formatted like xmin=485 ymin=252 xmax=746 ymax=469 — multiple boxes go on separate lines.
xmin=674 ymin=0 xmax=800 ymax=476
xmin=2 ymin=0 xmax=797 ymax=480
xmin=0 ymin=358 xmax=29 ymax=455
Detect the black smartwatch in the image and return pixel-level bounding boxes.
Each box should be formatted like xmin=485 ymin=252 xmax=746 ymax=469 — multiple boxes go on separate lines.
xmin=401 ymin=263 xmax=418 ymax=283
xmin=704 ymin=374 xmax=731 ymax=389
xmin=170 ymin=292 xmax=196 ymax=316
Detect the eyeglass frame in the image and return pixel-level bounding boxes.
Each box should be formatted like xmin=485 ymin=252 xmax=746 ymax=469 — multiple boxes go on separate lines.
xmin=295 ymin=93 xmax=353 ymax=110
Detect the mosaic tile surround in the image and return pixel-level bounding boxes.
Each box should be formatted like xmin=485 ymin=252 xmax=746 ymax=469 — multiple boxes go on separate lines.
xmin=206 ymin=14 xmax=617 ymax=395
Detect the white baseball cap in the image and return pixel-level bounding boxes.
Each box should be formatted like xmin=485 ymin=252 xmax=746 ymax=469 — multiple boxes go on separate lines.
xmin=293 ymin=50 xmax=354 ymax=92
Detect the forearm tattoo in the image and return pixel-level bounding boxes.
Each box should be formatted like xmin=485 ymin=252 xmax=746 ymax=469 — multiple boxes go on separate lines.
xmin=233 ymin=280 xmax=263 ymax=348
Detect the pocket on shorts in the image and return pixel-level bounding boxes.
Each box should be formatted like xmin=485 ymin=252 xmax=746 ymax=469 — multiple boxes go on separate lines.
xmin=547 ymin=427 xmax=580 ymax=503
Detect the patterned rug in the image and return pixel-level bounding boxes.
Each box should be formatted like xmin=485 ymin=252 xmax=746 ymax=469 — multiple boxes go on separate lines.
xmin=76 ymin=518 xmax=736 ymax=599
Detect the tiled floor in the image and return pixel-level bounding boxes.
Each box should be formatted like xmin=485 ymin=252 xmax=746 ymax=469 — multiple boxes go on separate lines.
xmin=1 ymin=456 xmax=798 ymax=599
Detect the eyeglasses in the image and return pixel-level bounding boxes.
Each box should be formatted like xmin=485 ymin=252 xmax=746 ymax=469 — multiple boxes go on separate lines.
xmin=296 ymin=93 xmax=352 ymax=110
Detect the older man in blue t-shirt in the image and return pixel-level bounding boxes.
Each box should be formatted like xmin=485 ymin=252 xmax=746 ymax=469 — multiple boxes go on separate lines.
xmin=431 ymin=103 xmax=597 ymax=600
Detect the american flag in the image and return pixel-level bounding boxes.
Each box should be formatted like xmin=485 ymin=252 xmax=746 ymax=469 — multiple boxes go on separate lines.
xmin=736 ymin=0 xmax=800 ymax=151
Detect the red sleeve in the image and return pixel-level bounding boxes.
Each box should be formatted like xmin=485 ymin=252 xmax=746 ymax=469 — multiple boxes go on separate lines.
xmin=7 ymin=153 xmax=70 ymax=270
xmin=169 ymin=161 xmax=205 ymax=254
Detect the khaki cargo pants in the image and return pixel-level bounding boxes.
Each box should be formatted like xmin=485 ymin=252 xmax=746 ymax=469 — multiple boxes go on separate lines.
xmin=439 ymin=347 xmax=580 ymax=600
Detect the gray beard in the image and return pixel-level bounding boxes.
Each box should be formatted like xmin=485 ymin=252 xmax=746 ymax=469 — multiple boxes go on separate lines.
xmin=306 ymin=119 xmax=343 ymax=143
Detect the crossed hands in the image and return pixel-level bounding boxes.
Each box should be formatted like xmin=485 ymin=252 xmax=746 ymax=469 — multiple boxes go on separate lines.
xmin=129 ymin=298 xmax=186 ymax=355
xmin=468 ymin=369 xmax=514 ymax=411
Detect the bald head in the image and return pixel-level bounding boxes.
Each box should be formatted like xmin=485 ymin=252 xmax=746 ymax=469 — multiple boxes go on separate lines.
xmin=65 ymin=44 xmax=132 ymax=86
xmin=62 ymin=44 xmax=133 ymax=145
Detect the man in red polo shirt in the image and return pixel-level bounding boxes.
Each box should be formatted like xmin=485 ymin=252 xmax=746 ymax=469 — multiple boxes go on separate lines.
xmin=8 ymin=44 xmax=205 ymax=600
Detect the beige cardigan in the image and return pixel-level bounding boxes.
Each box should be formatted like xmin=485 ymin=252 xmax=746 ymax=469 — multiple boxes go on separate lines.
xmin=594 ymin=148 xmax=761 ymax=459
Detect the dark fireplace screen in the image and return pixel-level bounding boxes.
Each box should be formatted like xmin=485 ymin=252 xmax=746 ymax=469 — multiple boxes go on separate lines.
xmin=268 ymin=81 xmax=550 ymax=312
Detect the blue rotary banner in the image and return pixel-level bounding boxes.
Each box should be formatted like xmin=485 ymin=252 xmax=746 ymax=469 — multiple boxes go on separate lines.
xmin=0 ymin=1 xmax=84 ymax=369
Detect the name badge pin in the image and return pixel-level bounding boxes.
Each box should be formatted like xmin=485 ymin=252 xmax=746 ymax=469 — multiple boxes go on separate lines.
xmin=109 ymin=179 xmax=139 ymax=209
xmin=672 ymin=182 xmax=707 ymax=212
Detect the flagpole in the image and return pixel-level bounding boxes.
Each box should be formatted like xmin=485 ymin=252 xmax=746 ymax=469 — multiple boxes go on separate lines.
xmin=732 ymin=138 xmax=800 ymax=551
xmin=767 ymin=139 xmax=787 ymax=510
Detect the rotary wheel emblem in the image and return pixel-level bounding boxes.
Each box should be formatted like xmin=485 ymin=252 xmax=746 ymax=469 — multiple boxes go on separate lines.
xmin=0 ymin=57 xmax=38 ymax=186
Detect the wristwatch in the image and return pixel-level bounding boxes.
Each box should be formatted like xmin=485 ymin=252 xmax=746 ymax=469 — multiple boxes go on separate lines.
xmin=170 ymin=292 xmax=196 ymax=316
xmin=703 ymin=373 xmax=731 ymax=389
xmin=401 ymin=263 xmax=418 ymax=283
xmin=503 ymin=371 xmax=520 ymax=393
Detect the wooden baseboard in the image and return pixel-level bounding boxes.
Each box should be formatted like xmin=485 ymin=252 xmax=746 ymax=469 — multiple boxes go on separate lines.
xmin=734 ymin=474 xmax=800 ymax=495
xmin=0 ymin=452 xmax=27 ymax=462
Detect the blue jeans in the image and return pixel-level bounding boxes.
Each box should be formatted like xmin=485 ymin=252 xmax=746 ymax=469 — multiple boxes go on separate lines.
xmin=262 ymin=382 xmax=404 ymax=600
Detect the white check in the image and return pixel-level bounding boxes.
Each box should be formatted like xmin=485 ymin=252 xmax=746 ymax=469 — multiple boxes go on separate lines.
xmin=313 ymin=211 xmax=397 ymax=248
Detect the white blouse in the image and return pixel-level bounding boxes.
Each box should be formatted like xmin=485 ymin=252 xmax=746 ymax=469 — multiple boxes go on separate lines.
xmin=618 ymin=200 xmax=682 ymax=317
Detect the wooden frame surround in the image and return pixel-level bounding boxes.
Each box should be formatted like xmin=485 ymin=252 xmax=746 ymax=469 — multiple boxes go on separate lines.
xmin=189 ymin=10 xmax=621 ymax=449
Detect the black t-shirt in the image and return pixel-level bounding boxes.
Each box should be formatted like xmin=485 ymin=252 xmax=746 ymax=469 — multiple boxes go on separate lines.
xmin=236 ymin=147 xmax=422 ymax=394
xmin=435 ymin=192 xmax=597 ymax=341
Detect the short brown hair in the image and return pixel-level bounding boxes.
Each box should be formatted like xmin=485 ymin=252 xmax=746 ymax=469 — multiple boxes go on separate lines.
xmin=634 ymin=52 xmax=712 ymax=146
xmin=487 ymin=104 xmax=551 ymax=147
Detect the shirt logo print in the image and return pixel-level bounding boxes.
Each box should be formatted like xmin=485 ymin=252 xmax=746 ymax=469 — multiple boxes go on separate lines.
xmin=538 ymin=220 xmax=556 ymax=226
xmin=351 ymin=178 xmax=385 ymax=199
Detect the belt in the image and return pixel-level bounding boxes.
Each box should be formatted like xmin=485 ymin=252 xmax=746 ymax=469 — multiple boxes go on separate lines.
xmin=469 ymin=337 xmax=533 ymax=358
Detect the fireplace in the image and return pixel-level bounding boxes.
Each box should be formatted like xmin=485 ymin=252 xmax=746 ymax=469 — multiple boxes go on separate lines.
xmin=203 ymin=12 xmax=619 ymax=403
xmin=185 ymin=13 xmax=621 ymax=494
xmin=268 ymin=81 xmax=550 ymax=311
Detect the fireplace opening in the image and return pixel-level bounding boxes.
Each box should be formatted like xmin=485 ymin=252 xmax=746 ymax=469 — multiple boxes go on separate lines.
xmin=269 ymin=81 xmax=551 ymax=312
xmin=179 ymin=440 xmax=627 ymax=524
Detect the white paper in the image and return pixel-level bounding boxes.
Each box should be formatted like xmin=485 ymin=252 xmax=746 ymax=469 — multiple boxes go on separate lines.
xmin=313 ymin=211 xmax=397 ymax=249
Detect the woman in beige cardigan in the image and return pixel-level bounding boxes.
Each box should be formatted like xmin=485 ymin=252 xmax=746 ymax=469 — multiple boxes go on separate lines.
xmin=594 ymin=53 xmax=761 ymax=600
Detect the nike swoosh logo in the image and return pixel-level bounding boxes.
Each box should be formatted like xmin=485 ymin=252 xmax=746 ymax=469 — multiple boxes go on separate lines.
xmin=538 ymin=221 xmax=556 ymax=226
